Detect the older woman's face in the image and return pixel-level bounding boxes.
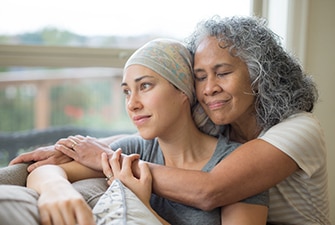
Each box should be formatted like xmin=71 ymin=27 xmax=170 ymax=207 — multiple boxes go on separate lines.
xmin=194 ymin=36 xmax=255 ymax=126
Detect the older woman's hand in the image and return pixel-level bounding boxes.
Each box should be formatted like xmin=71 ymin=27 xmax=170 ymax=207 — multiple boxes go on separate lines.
xmin=9 ymin=145 xmax=72 ymax=172
xmin=56 ymin=135 xmax=113 ymax=171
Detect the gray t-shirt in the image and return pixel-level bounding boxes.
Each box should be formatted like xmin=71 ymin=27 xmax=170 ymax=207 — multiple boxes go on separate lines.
xmin=110 ymin=134 xmax=268 ymax=225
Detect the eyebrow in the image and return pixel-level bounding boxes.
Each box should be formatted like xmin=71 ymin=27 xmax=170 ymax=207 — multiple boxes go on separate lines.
xmin=194 ymin=63 xmax=233 ymax=73
xmin=120 ymin=75 xmax=155 ymax=87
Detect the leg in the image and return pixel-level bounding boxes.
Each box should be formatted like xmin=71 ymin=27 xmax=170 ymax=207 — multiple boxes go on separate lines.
xmin=0 ymin=177 xmax=108 ymax=225
xmin=0 ymin=163 xmax=30 ymax=185
xmin=0 ymin=185 xmax=40 ymax=225
xmin=72 ymin=178 xmax=109 ymax=208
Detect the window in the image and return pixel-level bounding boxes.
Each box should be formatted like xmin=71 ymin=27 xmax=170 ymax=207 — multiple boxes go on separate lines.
xmin=0 ymin=0 xmax=252 ymax=133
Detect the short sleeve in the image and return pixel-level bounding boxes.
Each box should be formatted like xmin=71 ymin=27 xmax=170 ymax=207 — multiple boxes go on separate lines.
xmin=258 ymin=112 xmax=327 ymax=177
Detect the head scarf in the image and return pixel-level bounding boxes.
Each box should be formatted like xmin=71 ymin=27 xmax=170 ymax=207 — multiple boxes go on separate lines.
xmin=124 ymin=38 xmax=195 ymax=105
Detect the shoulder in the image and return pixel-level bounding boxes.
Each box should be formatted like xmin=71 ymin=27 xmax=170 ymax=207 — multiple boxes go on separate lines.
xmin=259 ymin=112 xmax=326 ymax=176
xmin=206 ymin=134 xmax=241 ymax=167
xmin=110 ymin=135 xmax=157 ymax=154
xmin=259 ymin=112 xmax=324 ymax=146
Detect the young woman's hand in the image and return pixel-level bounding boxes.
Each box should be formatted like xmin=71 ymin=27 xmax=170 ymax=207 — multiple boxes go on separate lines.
xmin=27 ymin=165 xmax=95 ymax=225
xmin=101 ymin=150 xmax=170 ymax=225
xmin=102 ymin=149 xmax=152 ymax=206
xmin=37 ymin=181 xmax=95 ymax=225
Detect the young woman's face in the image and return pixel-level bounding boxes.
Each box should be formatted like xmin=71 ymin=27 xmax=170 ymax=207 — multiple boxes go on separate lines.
xmin=122 ymin=64 xmax=187 ymax=139
xmin=194 ymin=36 xmax=255 ymax=126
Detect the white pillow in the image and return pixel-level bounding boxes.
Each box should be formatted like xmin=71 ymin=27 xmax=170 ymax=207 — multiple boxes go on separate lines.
xmin=93 ymin=179 xmax=162 ymax=225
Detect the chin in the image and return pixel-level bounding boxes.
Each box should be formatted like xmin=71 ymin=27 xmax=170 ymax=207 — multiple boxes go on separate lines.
xmin=138 ymin=131 xmax=155 ymax=140
xmin=212 ymin=117 xmax=229 ymax=126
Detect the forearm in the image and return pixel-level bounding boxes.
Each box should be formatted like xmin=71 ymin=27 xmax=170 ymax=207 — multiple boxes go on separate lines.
xmin=27 ymin=162 xmax=105 ymax=193
xmin=150 ymin=139 xmax=297 ymax=211
xmin=27 ymin=165 xmax=95 ymax=224
xmin=59 ymin=161 xmax=105 ymax=182
xmin=149 ymin=164 xmax=217 ymax=210
xmin=27 ymin=165 xmax=69 ymax=194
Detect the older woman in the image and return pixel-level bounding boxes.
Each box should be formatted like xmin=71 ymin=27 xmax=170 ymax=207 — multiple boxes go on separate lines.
xmin=147 ymin=16 xmax=330 ymax=224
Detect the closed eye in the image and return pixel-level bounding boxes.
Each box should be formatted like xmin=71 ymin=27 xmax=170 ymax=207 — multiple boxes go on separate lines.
xmin=217 ymin=71 xmax=232 ymax=77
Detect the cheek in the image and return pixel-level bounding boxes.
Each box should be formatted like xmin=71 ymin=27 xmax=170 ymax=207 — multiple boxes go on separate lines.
xmin=195 ymin=83 xmax=204 ymax=99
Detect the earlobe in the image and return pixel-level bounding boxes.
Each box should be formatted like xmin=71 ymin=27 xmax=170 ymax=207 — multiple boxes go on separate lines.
xmin=181 ymin=91 xmax=190 ymax=103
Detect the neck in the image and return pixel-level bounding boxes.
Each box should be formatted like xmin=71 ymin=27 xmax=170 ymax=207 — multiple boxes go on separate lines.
xmin=158 ymin=118 xmax=217 ymax=170
xmin=229 ymin=116 xmax=261 ymax=143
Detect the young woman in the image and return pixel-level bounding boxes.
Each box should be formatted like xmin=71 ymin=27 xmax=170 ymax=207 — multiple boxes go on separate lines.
xmin=26 ymin=38 xmax=268 ymax=225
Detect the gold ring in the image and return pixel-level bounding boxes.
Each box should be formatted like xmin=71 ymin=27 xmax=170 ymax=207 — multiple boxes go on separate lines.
xmin=105 ymin=174 xmax=114 ymax=181
xmin=69 ymin=139 xmax=78 ymax=148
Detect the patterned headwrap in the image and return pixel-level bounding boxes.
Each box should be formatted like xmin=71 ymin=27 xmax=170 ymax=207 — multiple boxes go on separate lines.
xmin=124 ymin=38 xmax=195 ymax=106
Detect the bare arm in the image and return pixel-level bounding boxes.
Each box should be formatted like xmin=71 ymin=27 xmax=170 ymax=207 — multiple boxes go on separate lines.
xmin=9 ymin=145 xmax=73 ymax=172
xmin=9 ymin=133 xmax=130 ymax=172
xmin=149 ymin=139 xmax=297 ymax=211
xmin=27 ymin=164 xmax=95 ymax=225
xmin=221 ymin=203 xmax=268 ymax=225
xmin=59 ymin=161 xmax=105 ymax=182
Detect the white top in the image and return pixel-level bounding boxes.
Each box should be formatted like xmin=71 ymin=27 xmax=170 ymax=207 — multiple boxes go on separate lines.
xmin=259 ymin=112 xmax=331 ymax=225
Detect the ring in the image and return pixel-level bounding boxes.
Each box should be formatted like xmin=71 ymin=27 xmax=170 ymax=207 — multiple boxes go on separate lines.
xmin=105 ymin=174 xmax=114 ymax=181
xmin=69 ymin=139 xmax=78 ymax=149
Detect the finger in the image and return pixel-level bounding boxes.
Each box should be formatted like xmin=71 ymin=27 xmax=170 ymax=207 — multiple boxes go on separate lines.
xmin=67 ymin=136 xmax=79 ymax=149
xmin=110 ymin=149 xmax=122 ymax=175
xmin=55 ymin=144 xmax=77 ymax=159
xmin=85 ymin=135 xmax=96 ymax=140
xmin=9 ymin=150 xmax=39 ymax=165
xmin=39 ymin=208 xmax=53 ymax=225
xmin=55 ymin=137 xmax=69 ymax=145
xmin=121 ymin=154 xmax=140 ymax=175
xmin=8 ymin=155 xmax=27 ymax=165
xmin=101 ymin=153 xmax=114 ymax=184
xmin=74 ymin=134 xmax=85 ymax=140
xmin=72 ymin=203 xmax=95 ymax=225
xmin=63 ymin=136 xmax=82 ymax=150
xmin=56 ymin=138 xmax=77 ymax=150
xmin=61 ymin=205 xmax=84 ymax=225
xmin=27 ymin=161 xmax=39 ymax=172
xmin=40 ymin=206 xmax=65 ymax=225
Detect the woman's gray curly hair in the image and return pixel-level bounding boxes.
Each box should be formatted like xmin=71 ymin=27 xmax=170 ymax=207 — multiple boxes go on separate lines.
xmin=186 ymin=15 xmax=318 ymax=131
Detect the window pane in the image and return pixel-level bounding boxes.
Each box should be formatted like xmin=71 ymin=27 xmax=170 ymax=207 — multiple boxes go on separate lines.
xmin=0 ymin=0 xmax=251 ymax=46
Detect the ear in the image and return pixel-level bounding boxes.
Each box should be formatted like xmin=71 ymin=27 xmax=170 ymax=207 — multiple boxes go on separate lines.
xmin=180 ymin=91 xmax=190 ymax=104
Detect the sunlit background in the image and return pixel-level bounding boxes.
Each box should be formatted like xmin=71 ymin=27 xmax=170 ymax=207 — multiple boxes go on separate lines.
xmin=0 ymin=0 xmax=251 ymax=38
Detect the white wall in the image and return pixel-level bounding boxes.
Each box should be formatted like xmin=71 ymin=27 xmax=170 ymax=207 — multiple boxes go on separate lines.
xmin=305 ymin=0 xmax=335 ymax=223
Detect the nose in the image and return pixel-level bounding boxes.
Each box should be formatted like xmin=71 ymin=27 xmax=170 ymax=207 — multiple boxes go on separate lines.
xmin=127 ymin=93 xmax=142 ymax=112
xmin=203 ymin=76 xmax=222 ymax=96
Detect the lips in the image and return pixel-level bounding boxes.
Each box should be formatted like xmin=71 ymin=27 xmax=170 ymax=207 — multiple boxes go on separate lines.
xmin=206 ymin=100 xmax=229 ymax=110
xmin=132 ymin=115 xmax=151 ymax=126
